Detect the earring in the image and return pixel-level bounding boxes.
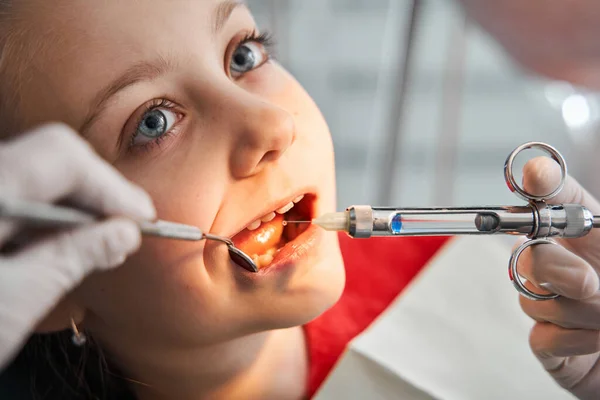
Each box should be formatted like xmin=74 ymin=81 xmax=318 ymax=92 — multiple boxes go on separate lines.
xmin=70 ymin=317 xmax=86 ymax=346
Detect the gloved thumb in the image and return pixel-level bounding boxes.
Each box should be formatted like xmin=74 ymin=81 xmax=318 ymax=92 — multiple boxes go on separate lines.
xmin=522 ymin=156 xmax=600 ymax=265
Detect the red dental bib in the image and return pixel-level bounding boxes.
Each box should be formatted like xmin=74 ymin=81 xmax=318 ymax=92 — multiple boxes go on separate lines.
xmin=303 ymin=233 xmax=449 ymax=398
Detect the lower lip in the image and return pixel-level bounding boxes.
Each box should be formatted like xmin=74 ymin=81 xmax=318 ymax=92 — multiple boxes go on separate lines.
xmin=251 ymin=224 xmax=322 ymax=275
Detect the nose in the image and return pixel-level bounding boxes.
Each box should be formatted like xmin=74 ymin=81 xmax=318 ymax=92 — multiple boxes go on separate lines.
xmin=229 ymin=98 xmax=296 ymax=179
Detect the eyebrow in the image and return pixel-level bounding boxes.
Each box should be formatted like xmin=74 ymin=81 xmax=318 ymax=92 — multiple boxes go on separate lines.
xmin=79 ymin=58 xmax=173 ymax=136
xmin=80 ymin=0 xmax=245 ymax=135
xmin=214 ymin=0 xmax=245 ymax=34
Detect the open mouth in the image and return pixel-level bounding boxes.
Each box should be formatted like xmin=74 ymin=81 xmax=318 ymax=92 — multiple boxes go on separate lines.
xmin=231 ymin=194 xmax=315 ymax=270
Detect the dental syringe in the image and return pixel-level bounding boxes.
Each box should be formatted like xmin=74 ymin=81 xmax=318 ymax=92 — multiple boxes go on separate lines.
xmin=287 ymin=141 xmax=600 ymax=302
xmin=286 ymin=204 xmax=600 ymax=239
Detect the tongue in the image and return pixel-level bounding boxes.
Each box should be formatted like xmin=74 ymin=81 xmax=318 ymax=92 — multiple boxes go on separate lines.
xmin=232 ymin=213 xmax=285 ymax=257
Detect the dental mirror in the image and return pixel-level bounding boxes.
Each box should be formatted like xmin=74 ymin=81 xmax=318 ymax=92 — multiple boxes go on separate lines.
xmin=202 ymin=233 xmax=258 ymax=273
xmin=227 ymin=245 xmax=259 ymax=273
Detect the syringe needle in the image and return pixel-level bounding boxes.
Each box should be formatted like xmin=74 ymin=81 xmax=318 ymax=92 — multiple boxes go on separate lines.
xmin=282 ymin=220 xmax=312 ymax=226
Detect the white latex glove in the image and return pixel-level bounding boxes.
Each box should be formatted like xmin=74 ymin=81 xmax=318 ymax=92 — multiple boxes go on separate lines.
xmin=0 ymin=123 xmax=155 ymax=369
xmin=516 ymin=157 xmax=600 ymax=400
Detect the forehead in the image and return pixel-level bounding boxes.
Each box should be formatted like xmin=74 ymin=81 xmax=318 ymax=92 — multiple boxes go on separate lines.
xmin=26 ymin=0 xmax=224 ymax=42
xmin=14 ymin=0 xmax=246 ymax=127
xmin=24 ymin=0 xmax=229 ymax=65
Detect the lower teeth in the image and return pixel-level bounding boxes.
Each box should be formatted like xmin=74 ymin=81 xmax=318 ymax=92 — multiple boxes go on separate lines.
xmin=252 ymin=247 xmax=279 ymax=269
xmin=258 ymin=253 xmax=274 ymax=267
xmin=252 ymin=247 xmax=281 ymax=269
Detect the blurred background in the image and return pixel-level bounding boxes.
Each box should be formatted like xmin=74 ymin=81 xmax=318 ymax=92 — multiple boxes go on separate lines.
xmin=248 ymin=0 xmax=600 ymax=210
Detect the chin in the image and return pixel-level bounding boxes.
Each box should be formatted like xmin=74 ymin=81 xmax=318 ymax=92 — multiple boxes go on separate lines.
xmin=257 ymin=233 xmax=346 ymax=330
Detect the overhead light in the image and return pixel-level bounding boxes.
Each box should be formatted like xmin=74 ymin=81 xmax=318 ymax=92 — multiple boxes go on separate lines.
xmin=561 ymin=94 xmax=591 ymax=130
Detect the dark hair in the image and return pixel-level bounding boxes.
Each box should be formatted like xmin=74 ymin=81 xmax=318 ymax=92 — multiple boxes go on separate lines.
xmin=0 ymin=331 xmax=136 ymax=400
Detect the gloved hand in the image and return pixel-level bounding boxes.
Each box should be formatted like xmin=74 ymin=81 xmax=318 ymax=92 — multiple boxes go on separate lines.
xmin=0 ymin=123 xmax=155 ymax=369
xmin=516 ymin=157 xmax=600 ymax=400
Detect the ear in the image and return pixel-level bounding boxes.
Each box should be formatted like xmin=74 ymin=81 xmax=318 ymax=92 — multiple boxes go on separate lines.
xmin=34 ymin=295 xmax=86 ymax=333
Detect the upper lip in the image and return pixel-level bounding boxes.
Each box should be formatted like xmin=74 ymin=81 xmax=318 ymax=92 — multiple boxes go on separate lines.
xmin=228 ymin=188 xmax=316 ymax=238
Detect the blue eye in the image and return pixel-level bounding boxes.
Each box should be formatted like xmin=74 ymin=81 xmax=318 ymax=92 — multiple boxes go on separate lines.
xmin=132 ymin=108 xmax=177 ymax=145
xmin=230 ymin=41 xmax=267 ymax=76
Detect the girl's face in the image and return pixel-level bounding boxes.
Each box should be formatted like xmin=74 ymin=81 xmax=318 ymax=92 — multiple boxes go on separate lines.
xmin=11 ymin=0 xmax=345 ymax=352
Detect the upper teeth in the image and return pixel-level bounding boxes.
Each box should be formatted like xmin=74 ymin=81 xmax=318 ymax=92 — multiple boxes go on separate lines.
xmin=245 ymin=196 xmax=304 ymax=231
xmin=276 ymin=202 xmax=294 ymax=214
xmin=261 ymin=212 xmax=276 ymax=222
xmin=246 ymin=220 xmax=262 ymax=230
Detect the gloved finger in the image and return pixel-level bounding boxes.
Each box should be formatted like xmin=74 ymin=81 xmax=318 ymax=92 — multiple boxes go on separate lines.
xmin=530 ymin=322 xmax=600 ymax=358
xmin=520 ymin=292 xmax=600 ymax=330
xmin=4 ymin=217 xmax=140 ymax=291
xmin=0 ymin=123 xmax=156 ymax=220
xmin=522 ymin=157 xmax=600 ymax=267
xmin=0 ymin=218 xmax=140 ymax=368
xmin=514 ymin=240 xmax=599 ymax=300
xmin=529 ymin=322 xmax=600 ymax=395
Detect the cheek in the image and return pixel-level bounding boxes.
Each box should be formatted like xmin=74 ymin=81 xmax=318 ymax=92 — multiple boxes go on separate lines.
xmin=76 ymin=132 xmax=243 ymax=342
xmin=106 ymin=140 xmax=232 ymax=278
xmin=115 ymin=131 xmax=229 ymax=232
xmin=281 ymin=72 xmax=338 ymax=206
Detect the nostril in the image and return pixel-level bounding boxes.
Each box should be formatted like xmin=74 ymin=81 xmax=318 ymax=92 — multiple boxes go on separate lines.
xmin=260 ymin=150 xmax=280 ymax=165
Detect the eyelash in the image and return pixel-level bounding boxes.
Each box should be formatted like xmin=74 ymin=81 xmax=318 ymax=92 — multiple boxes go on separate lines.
xmin=126 ymin=30 xmax=276 ymax=154
xmin=239 ymin=30 xmax=276 ymax=61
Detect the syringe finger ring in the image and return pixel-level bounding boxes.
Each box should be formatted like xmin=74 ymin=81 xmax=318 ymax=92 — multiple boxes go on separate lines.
xmin=509 ymin=239 xmax=560 ymax=301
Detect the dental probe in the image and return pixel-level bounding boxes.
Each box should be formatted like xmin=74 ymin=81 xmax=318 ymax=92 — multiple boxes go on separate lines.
xmin=0 ymin=196 xmax=258 ymax=272
xmin=286 ymin=204 xmax=600 ymax=239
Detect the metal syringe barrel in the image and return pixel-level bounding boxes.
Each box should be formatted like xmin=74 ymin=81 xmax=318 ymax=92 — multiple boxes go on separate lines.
xmin=476 ymin=202 xmax=594 ymax=239
xmin=346 ymin=203 xmax=594 ymax=239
